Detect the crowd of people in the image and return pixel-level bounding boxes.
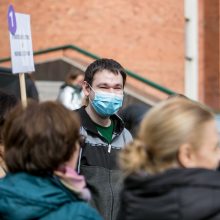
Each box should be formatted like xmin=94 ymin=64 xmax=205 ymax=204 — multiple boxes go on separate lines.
xmin=0 ymin=58 xmax=220 ymax=220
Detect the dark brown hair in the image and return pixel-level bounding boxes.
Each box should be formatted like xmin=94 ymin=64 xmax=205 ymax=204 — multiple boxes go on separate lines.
xmin=84 ymin=58 xmax=127 ymax=86
xmin=65 ymin=70 xmax=84 ymax=84
xmin=3 ymin=101 xmax=80 ymax=174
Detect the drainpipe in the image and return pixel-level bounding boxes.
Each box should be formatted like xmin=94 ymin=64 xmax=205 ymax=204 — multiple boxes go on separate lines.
xmin=184 ymin=0 xmax=199 ymax=100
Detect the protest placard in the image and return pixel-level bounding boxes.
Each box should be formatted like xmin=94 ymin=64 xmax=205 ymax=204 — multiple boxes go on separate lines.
xmin=8 ymin=5 xmax=35 ymax=106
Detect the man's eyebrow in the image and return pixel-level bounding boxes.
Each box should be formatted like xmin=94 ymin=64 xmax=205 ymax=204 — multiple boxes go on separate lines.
xmin=97 ymin=83 xmax=108 ymax=86
xmin=97 ymin=83 xmax=123 ymax=87
xmin=114 ymin=84 xmax=123 ymax=88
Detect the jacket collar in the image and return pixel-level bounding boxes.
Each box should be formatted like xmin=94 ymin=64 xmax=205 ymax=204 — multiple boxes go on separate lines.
xmin=77 ymin=106 xmax=125 ymax=135
xmin=125 ymin=168 xmax=220 ymax=193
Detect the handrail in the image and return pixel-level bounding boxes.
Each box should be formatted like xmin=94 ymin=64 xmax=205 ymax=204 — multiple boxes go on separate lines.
xmin=0 ymin=44 xmax=176 ymax=95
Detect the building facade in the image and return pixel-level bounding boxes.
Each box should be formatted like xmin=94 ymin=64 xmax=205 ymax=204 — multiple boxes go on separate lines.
xmin=0 ymin=0 xmax=219 ymax=109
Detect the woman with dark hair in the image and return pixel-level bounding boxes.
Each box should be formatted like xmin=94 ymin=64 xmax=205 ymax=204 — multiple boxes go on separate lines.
xmin=118 ymin=98 xmax=220 ymax=220
xmin=0 ymin=90 xmax=18 ymax=177
xmin=0 ymin=101 xmax=102 ymax=220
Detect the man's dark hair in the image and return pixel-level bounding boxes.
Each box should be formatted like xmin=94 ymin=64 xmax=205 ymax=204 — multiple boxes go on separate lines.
xmin=84 ymin=58 xmax=127 ymax=86
xmin=3 ymin=101 xmax=80 ymax=175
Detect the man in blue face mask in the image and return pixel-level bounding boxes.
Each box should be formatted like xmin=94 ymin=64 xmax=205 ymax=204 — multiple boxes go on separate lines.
xmin=76 ymin=59 xmax=133 ymax=220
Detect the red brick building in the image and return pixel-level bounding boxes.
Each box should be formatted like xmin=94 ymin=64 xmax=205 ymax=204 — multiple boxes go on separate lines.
xmin=0 ymin=0 xmax=219 ymax=109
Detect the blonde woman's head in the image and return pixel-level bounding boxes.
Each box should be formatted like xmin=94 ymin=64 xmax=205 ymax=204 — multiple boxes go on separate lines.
xmin=120 ymin=98 xmax=220 ymax=175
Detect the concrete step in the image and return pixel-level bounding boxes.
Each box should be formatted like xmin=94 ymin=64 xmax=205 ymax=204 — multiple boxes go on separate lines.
xmin=35 ymin=81 xmax=62 ymax=101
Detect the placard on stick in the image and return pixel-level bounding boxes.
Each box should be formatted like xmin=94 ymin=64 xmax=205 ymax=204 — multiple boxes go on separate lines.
xmin=8 ymin=5 xmax=35 ymax=107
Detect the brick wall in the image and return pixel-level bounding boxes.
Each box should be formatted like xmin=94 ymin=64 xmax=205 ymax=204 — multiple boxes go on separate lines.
xmin=0 ymin=0 xmax=219 ymax=108
xmin=0 ymin=0 xmax=185 ymax=94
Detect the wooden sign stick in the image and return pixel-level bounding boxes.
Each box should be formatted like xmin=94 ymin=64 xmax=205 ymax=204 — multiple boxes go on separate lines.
xmin=19 ymin=73 xmax=27 ymax=107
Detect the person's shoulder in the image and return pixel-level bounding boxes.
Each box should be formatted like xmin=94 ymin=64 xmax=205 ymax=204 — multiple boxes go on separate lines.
xmin=72 ymin=202 xmax=103 ymax=220
xmin=74 ymin=106 xmax=86 ymax=118
xmin=42 ymin=201 xmax=103 ymax=220
xmin=112 ymin=114 xmax=132 ymax=139
xmin=61 ymin=85 xmax=75 ymax=93
xmin=64 ymin=201 xmax=103 ymax=220
xmin=120 ymin=103 xmax=151 ymax=117
xmin=122 ymin=127 xmax=133 ymax=143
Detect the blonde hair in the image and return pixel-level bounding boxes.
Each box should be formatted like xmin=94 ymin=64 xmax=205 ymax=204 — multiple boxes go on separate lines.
xmin=120 ymin=97 xmax=214 ymax=175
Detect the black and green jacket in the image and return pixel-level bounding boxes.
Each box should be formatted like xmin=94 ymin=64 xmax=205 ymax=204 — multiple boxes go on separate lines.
xmin=76 ymin=107 xmax=133 ymax=220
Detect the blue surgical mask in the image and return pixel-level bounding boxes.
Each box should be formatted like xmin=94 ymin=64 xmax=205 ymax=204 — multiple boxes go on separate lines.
xmin=90 ymin=89 xmax=123 ymax=117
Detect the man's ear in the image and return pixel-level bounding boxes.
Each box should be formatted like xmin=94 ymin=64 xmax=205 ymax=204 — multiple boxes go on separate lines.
xmin=82 ymin=81 xmax=90 ymax=96
xmin=178 ymin=143 xmax=196 ymax=168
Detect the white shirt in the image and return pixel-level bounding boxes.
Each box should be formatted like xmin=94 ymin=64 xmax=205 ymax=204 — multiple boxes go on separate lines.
xmin=57 ymin=85 xmax=84 ymax=110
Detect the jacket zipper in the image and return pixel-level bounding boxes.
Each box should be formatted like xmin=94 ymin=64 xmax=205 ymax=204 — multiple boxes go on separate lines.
xmin=108 ymin=133 xmax=119 ymax=153
xmin=97 ymin=131 xmax=119 ymax=218
xmin=108 ymin=134 xmax=119 ymax=219
xmin=108 ymin=144 xmax=112 ymax=153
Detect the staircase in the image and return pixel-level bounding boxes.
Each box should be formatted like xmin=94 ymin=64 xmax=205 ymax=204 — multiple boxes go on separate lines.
xmin=0 ymin=44 xmax=176 ymax=107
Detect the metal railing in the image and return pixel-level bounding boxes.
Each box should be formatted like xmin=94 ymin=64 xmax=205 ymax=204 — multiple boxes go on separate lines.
xmin=0 ymin=44 xmax=176 ymax=95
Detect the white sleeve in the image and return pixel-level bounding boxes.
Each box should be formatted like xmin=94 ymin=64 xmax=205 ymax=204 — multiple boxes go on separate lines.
xmin=57 ymin=87 xmax=74 ymax=110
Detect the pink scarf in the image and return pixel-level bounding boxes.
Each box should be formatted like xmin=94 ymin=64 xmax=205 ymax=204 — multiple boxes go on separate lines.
xmin=54 ymin=166 xmax=91 ymax=201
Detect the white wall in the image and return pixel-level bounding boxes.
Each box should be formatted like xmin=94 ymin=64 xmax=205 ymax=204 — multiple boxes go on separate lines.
xmin=184 ymin=0 xmax=199 ymax=100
